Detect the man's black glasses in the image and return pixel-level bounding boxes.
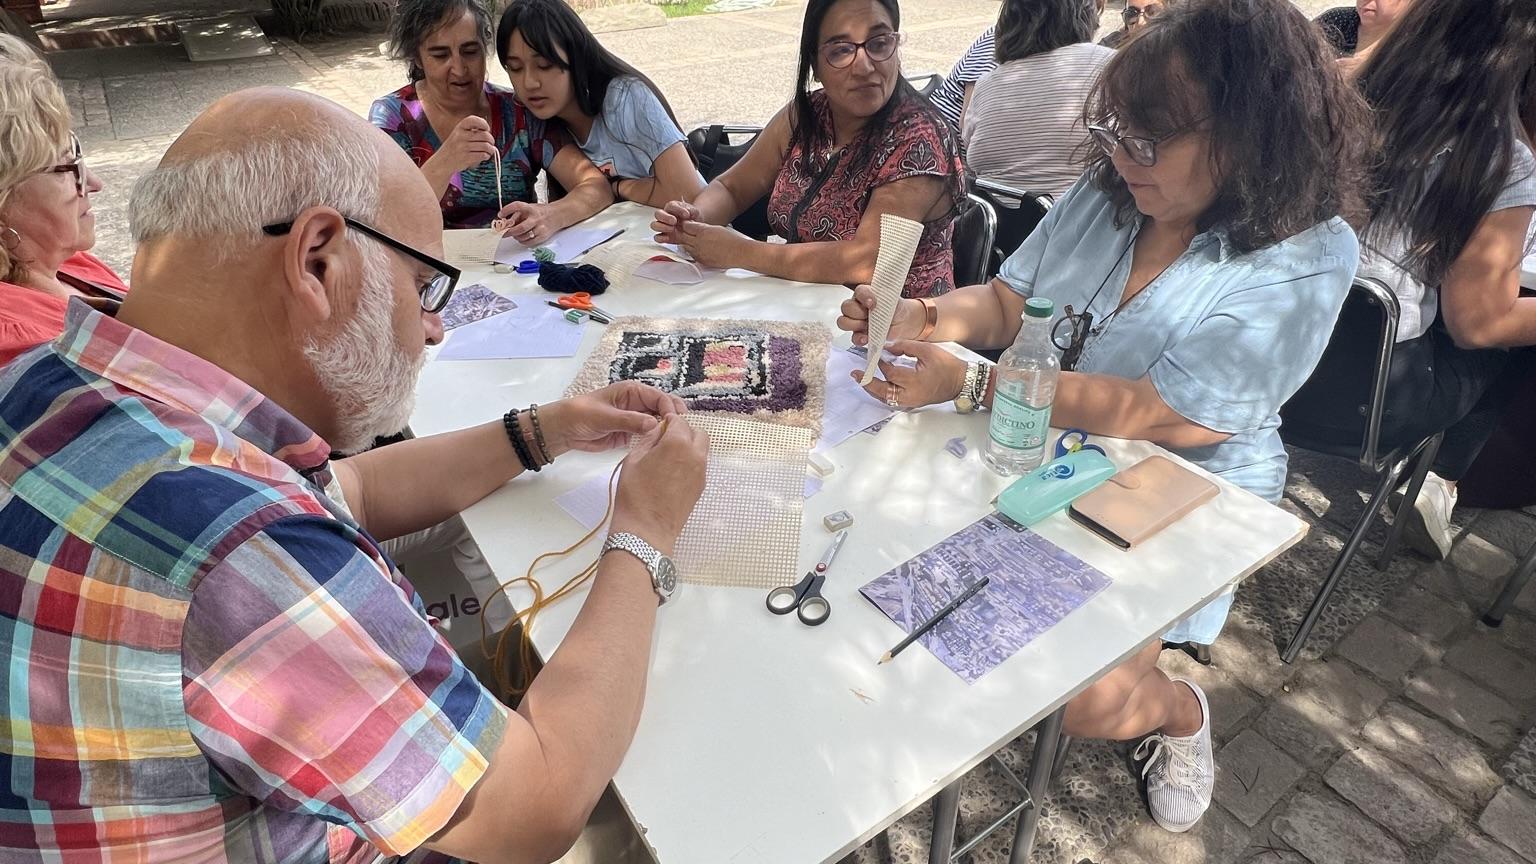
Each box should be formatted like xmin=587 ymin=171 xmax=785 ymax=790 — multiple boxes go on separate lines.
xmin=43 ymin=133 xmax=86 ymax=198
xmin=262 ymin=217 xmax=460 ymax=313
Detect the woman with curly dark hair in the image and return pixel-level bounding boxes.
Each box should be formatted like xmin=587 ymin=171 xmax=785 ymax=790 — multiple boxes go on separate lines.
xmin=838 ymin=0 xmax=1369 ymax=832
xmin=369 ymin=0 xmax=611 ymax=235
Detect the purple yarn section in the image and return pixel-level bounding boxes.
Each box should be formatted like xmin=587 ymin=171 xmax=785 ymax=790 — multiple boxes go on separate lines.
xmin=684 ymin=336 xmax=806 ymax=413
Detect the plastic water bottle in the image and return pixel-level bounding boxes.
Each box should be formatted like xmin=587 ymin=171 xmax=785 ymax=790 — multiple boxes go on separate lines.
xmin=985 ymin=297 xmax=1060 ymax=475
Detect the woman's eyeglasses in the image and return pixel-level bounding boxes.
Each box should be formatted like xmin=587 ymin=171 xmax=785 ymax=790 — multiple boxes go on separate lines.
xmin=42 ymin=133 xmax=86 ymax=198
xmin=1051 ymin=305 xmax=1094 ymax=372
xmin=821 ymin=32 xmax=902 ymax=69
xmin=1122 ymin=2 xmax=1164 ymax=24
xmin=262 ymin=217 xmax=461 ymax=313
xmin=1087 ymin=117 xmax=1205 ymax=168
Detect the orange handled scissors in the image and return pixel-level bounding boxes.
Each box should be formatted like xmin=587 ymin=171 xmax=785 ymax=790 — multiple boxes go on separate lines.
xmin=551 ymin=293 xmax=612 ymax=323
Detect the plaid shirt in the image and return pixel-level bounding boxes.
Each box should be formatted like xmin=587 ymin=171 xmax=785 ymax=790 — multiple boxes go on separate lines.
xmin=0 ymin=301 xmax=507 ymax=863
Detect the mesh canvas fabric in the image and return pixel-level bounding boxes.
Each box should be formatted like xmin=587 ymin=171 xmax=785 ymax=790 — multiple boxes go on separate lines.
xmin=861 ymin=214 xmax=925 ymax=384
xmin=673 ymin=414 xmax=812 ymax=589
xmin=567 ymin=316 xmax=831 ymax=432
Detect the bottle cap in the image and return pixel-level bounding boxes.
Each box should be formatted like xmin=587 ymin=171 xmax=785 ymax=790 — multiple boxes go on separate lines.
xmin=1024 ymin=297 xmax=1055 ymax=319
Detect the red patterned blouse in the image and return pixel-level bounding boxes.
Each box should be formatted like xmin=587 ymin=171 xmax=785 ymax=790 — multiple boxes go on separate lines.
xmin=767 ymin=89 xmax=967 ymax=298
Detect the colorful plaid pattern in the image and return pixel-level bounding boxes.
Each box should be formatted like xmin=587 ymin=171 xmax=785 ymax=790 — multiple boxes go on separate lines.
xmin=0 ymin=301 xmax=507 ymax=862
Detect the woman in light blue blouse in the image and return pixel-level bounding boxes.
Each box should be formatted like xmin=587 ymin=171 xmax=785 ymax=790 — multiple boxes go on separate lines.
xmin=497 ymin=0 xmax=703 ymax=208
xmin=840 ymin=0 xmax=1370 ymax=834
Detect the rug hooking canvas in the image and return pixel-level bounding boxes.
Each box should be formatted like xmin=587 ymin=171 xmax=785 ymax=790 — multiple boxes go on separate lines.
xmin=567 ymin=316 xmax=831 ymax=432
xmin=672 ymin=413 xmax=812 ymax=590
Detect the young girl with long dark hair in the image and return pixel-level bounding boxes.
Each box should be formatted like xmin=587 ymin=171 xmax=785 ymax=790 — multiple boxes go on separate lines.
xmin=497 ymin=0 xmax=703 ymax=208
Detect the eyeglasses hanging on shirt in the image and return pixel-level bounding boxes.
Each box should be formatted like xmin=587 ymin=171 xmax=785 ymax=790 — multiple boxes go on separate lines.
xmin=1049 ymin=221 xmax=1179 ymax=372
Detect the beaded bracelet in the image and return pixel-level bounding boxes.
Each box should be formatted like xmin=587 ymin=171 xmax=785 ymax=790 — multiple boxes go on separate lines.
xmin=502 ymin=409 xmax=540 ymax=472
xmin=527 ymin=403 xmax=553 ymax=465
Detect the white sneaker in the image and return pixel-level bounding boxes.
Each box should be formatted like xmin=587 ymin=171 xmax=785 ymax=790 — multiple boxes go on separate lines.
xmin=1132 ymin=679 xmax=1214 ymax=833
xmin=1401 ymin=471 xmax=1457 ymax=560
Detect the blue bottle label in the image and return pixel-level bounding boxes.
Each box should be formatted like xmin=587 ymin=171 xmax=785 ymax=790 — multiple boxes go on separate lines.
xmin=990 ymin=390 xmax=1052 ymax=451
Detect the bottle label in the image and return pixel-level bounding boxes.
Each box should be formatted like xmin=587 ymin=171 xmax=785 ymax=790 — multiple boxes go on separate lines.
xmin=990 ymin=390 xmax=1052 ymax=451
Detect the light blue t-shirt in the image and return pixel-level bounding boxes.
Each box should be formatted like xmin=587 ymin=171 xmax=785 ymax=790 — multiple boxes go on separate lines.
xmin=998 ymin=177 xmax=1361 ymax=504
xmin=579 ymin=75 xmax=691 ymax=182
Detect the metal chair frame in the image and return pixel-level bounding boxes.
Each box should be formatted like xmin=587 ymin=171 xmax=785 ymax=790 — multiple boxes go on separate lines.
xmin=1280 ymin=276 xmax=1443 ymax=663
xmin=953 ymin=192 xmax=998 ymax=288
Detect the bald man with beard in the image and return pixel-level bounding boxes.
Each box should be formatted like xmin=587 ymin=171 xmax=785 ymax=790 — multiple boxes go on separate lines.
xmin=0 ymin=87 xmax=708 ymax=864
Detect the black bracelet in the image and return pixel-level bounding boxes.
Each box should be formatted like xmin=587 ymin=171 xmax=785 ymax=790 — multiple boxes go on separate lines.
xmin=502 ymin=409 xmax=539 ymax=472
xmin=527 ymin=403 xmax=553 ymax=465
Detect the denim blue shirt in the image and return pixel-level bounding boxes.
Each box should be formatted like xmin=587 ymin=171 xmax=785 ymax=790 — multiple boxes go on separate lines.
xmin=998 ymin=177 xmax=1361 ymax=504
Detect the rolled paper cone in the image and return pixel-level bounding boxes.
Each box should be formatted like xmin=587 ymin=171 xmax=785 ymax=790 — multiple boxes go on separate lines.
xmin=861 ymin=214 xmax=925 ymax=384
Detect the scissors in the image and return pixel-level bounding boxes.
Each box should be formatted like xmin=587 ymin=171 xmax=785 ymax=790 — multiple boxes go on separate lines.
xmin=549 ymin=292 xmax=613 ymax=323
xmin=1054 ymin=428 xmax=1107 ymax=459
xmin=766 ymin=529 xmax=847 ymax=626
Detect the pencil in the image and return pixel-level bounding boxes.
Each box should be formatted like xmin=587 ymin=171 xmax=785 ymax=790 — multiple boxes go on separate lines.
xmin=877 ymin=576 xmax=991 ymax=665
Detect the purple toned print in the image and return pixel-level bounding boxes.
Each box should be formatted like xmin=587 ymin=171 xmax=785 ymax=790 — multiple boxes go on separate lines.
xmin=859 ymin=514 xmax=1112 ymax=684
xmin=438 ymin=284 xmax=517 ymax=331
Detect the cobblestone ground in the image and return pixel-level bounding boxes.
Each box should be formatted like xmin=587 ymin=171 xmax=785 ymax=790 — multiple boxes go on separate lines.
xmin=45 ymin=3 xmax=1536 ymax=863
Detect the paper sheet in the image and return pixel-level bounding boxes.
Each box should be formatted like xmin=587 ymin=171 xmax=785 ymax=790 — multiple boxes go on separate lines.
xmin=814 ymin=348 xmax=896 ymax=453
xmin=860 ymin=214 xmax=925 ymax=384
xmin=583 ymin=240 xmax=705 ymax=287
xmin=556 ymin=470 xmax=620 ymax=531
xmin=494 ymin=226 xmax=625 ymax=266
xmin=439 ymin=284 xmax=517 ymax=331
xmin=436 ymin=301 xmax=584 ymax=361
xmin=860 ymin=513 xmax=1112 ymax=684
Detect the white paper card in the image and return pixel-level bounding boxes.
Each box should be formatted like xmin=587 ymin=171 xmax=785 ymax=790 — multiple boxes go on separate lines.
xmin=436 ymin=301 xmax=584 ymax=361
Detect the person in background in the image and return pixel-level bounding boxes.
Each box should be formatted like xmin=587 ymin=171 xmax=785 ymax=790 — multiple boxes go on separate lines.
xmin=927 ymin=25 xmax=994 ymax=133
xmin=1315 ymin=0 xmax=1411 ymax=60
xmin=839 ymin=0 xmax=1368 ymax=833
xmin=962 ymin=0 xmax=1113 ymax=198
xmin=496 ymin=0 xmax=703 ymax=208
xmin=1336 ymin=0 xmax=1536 ymax=558
xmin=0 ymin=87 xmax=709 ymax=863
xmin=652 ymin=0 xmax=967 ymax=299
xmin=0 ymin=34 xmax=126 ymax=366
xmin=371 ymin=0 xmax=611 ymax=240
xmin=1100 ymin=0 xmax=1164 ymax=48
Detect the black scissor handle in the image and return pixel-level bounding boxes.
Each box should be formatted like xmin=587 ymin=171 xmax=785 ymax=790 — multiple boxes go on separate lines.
xmin=796 ymin=593 xmax=830 ymax=626
xmin=766 ymin=581 xmax=804 ymax=614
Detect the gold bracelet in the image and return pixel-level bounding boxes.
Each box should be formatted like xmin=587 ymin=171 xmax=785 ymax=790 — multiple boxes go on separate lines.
xmin=916 ymin=297 xmax=938 ymax=341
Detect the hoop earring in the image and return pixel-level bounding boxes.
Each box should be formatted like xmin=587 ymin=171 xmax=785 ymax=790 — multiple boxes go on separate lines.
xmin=0 ymin=227 xmax=19 ymax=252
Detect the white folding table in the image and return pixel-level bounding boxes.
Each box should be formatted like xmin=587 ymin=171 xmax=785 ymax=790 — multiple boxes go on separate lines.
xmin=410 ymin=203 xmax=1309 ymax=864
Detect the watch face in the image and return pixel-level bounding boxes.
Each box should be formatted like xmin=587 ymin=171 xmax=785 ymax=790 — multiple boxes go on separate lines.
xmin=955 ymin=396 xmax=975 ymax=414
xmin=656 ymin=557 xmax=678 ymax=594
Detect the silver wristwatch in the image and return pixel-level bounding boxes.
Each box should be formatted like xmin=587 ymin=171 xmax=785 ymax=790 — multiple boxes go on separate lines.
xmin=954 ymin=362 xmax=983 ymax=414
xmin=601 ymin=532 xmax=678 ymax=605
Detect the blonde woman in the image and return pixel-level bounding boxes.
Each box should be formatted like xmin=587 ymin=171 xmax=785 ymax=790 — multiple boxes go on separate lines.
xmin=0 ymin=34 xmax=124 ymax=366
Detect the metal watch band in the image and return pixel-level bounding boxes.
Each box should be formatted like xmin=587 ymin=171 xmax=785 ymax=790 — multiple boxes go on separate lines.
xmin=602 ymin=531 xmax=675 ymax=604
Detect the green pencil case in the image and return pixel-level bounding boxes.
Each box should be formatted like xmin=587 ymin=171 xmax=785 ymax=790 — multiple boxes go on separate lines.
xmin=995 ymin=449 xmax=1119 ymax=528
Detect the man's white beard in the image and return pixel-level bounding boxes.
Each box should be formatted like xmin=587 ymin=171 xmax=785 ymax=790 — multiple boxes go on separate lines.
xmin=303 ymin=240 xmax=424 ymax=454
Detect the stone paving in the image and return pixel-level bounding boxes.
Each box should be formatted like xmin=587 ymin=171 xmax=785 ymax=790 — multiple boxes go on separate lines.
xmin=37 ymin=3 xmax=1536 ymax=863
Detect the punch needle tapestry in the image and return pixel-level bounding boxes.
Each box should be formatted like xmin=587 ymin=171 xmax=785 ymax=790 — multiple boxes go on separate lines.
xmin=568 ymin=316 xmax=832 ymax=432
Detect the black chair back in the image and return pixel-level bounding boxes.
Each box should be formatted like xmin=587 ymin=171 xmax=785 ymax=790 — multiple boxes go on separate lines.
xmin=971 ymin=179 xmax=1052 ymax=277
xmin=686 ymin=124 xmax=774 ymax=241
xmin=950 ymin=193 xmax=997 ymax=287
xmin=1279 ymin=277 xmax=1402 ymax=471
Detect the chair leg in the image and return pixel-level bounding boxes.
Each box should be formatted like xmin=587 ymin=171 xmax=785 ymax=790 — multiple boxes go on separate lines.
xmin=1376 ymin=433 xmax=1443 ymax=569
xmin=1008 ymin=707 xmax=1066 ymax=864
xmin=928 ymin=779 xmax=962 ymax=864
xmin=1483 ymin=544 xmax=1536 ymax=627
xmin=1282 ymin=464 xmax=1402 ymax=664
